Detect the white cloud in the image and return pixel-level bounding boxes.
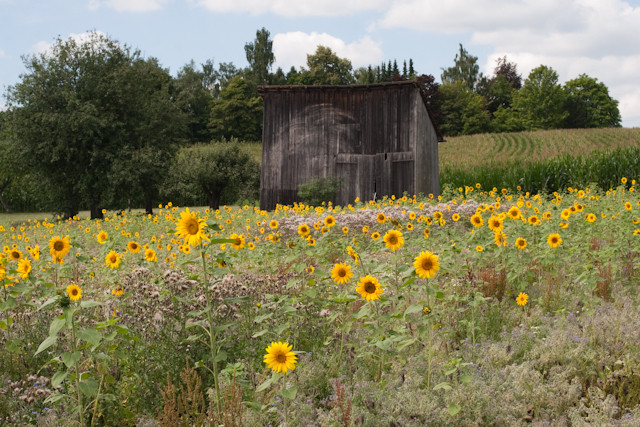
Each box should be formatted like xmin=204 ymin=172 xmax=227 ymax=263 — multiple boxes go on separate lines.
xmin=273 ymin=31 xmax=383 ymax=70
xmin=89 ymin=0 xmax=168 ymax=12
xmin=197 ymin=0 xmax=386 ymax=17
xmin=378 ymin=0 xmax=640 ymax=126
xmin=0 ymin=49 xmax=5 ymax=58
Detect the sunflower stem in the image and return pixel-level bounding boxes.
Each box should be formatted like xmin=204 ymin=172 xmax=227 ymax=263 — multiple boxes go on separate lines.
xmin=71 ymin=311 xmax=84 ymax=425
xmin=282 ymin=374 xmax=288 ymax=425
xmin=201 ymin=246 xmax=222 ymax=416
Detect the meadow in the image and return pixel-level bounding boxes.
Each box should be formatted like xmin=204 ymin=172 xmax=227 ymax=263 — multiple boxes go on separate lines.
xmin=2 ymin=180 xmax=640 ymax=425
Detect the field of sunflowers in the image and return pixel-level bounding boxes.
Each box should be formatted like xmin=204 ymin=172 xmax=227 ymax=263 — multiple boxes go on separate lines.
xmin=2 ymin=181 xmax=640 ymax=425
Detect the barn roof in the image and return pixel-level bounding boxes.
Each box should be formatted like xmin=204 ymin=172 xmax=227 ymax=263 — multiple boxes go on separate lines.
xmin=258 ymin=80 xmax=444 ymax=142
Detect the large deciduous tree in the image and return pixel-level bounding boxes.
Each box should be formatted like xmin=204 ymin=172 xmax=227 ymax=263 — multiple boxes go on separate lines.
xmin=174 ymin=59 xmax=216 ymax=142
xmin=208 ymin=75 xmax=263 ymax=141
xmin=244 ymin=28 xmax=275 ymax=85
xmin=564 ymin=74 xmax=621 ymax=128
xmin=299 ymin=46 xmax=355 ymax=85
xmin=438 ymin=81 xmax=490 ymax=136
xmin=441 ymin=44 xmax=483 ymax=91
xmin=512 ymin=65 xmax=568 ymax=130
xmin=5 ymin=32 xmax=186 ymax=218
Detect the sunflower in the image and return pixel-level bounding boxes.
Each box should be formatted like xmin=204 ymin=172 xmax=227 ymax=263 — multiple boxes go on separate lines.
xmin=263 ymin=341 xmax=297 ymax=374
xmin=422 ymin=306 xmax=431 ymax=315
xmin=362 ymin=225 xmax=370 ymax=234
xmin=516 ymin=292 xmax=528 ymax=306
xmin=269 ymin=219 xmax=279 ymax=229
xmin=585 ymin=213 xmax=596 ymax=223
xmin=230 ymin=233 xmax=245 ymax=250
xmin=145 ymin=248 xmax=157 ymax=262
xmin=175 ymin=208 xmax=208 ymax=247
xmin=376 ymin=212 xmax=386 ymax=223
xmin=383 ymin=230 xmax=404 ymax=252
xmin=371 ymin=232 xmax=381 ymax=241
xmin=97 ymin=231 xmax=108 ymax=244
xmin=625 ymin=202 xmax=633 ymax=211
xmin=105 ymin=250 xmax=120 ymax=269
xmin=413 ymin=251 xmax=440 ymax=279
xmin=66 ymin=284 xmax=82 ymax=301
xmin=488 ymin=216 xmax=503 ymax=232
xmin=248 ymin=242 xmax=256 ymax=250
xmin=528 ymin=215 xmax=540 ymax=226
xmin=298 ymin=224 xmax=311 ymax=237
xmin=324 ymin=215 xmax=336 ymax=228
xmin=355 ymin=275 xmax=383 ymax=301
xmin=560 ymin=209 xmax=571 ymax=220
xmin=127 ymin=241 xmax=141 ymax=253
xmin=342 ymin=226 xmax=349 ymax=234
xmin=307 ymin=237 xmax=316 ymax=246
xmin=494 ymin=231 xmax=508 ymax=247
xmin=507 ymin=206 xmax=521 ymax=220
xmin=476 ymin=245 xmax=483 ymax=252
xmin=29 ymin=245 xmax=40 ymax=261
xmin=451 ymin=214 xmax=460 ymax=222
xmin=49 ymin=236 xmax=70 ymax=260
xmin=17 ymin=258 xmax=31 ymax=279
xmin=547 ymin=233 xmax=562 ymax=248
xmin=9 ymin=249 xmax=22 ymax=261
xmin=331 ymin=262 xmax=353 ymax=285
xmin=470 ymin=214 xmax=483 ymax=228
xmin=515 ymin=237 xmax=527 ymax=250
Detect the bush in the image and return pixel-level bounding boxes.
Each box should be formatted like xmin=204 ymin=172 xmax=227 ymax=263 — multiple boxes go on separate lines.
xmin=297 ymin=177 xmax=341 ymax=206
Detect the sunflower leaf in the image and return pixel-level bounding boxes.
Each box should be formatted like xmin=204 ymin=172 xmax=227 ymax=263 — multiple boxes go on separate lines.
xmin=35 ymin=335 xmax=57 ymax=356
xmin=433 ymin=382 xmax=452 ymax=391
xmin=80 ymin=300 xmax=103 ymax=308
xmin=38 ymin=296 xmax=59 ymax=311
xmin=252 ymin=330 xmax=268 ymax=338
xmin=403 ymin=304 xmax=424 ymax=319
xmin=448 ymin=403 xmax=462 ymax=416
xmin=51 ymin=370 xmax=68 ymax=388
xmin=281 ymin=386 xmax=297 ymax=400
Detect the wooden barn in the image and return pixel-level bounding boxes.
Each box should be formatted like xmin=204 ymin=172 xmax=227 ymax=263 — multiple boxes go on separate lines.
xmin=258 ymin=80 xmax=444 ymax=210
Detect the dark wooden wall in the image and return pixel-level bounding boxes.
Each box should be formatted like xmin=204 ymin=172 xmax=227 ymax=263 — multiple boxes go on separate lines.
xmin=259 ymin=82 xmax=440 ymax=210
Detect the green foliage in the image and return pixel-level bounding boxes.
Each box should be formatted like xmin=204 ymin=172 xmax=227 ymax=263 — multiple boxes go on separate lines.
xmin=244 ymin=28 xmax=275 ymax=85
xmin=174 ymin=60 xmax=217 ymax=142
xmin=297 ymin=46 xmax=355 ymax=85
xmin=564 ymin=74 xmax=622 ymax=128
xmin=441 ymin=44 xmax=483 ymax=91
xmin=209 ymin=76 xmax=263 ymax=141
xmin=163 ymin=142 xmax=259 ymax=209
xmin=438 ymin=81 xmax=490 ymax=136
xmin=5 ymin=31 xmax=186 ymax=218
xmin=297 ymin=177 xmax=341 ymax=206
xmin=512 ymin=65 xmax=568 ymax=130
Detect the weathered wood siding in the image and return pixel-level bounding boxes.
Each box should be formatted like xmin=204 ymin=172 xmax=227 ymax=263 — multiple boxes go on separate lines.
xmin=259 ymin=82 xmax=440 ymax=210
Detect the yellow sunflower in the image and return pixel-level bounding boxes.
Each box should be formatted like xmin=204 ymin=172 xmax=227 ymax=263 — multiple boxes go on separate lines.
xmin=105 ymin=250 xmax=120 ymax=269
xmin=355 ymin=275 xmax=383 ymax=301
xmin=17 ymin=258 xmax=32 ymax=279
xmin=269 ymin=219 xmax=279 ymax=229
xmin=516 ymin=292 xmax=528 ymax=306
xmin=127 ymin=241 xmax=141 ymax=253
xmin=376 ymin=212 xmax=386 ymax=223
xmin=230 ymin=233 xmax=245 ymax=250
xmin=507 ymin=206 xmax=521 ymax=220
xmin=371 ymin=232 xmax=381 ymax=241
xmin=263 ymin=341 xmax=297 ymax=374
xmin=383 ymin=229 xmax=404 ymax=252
xmin=97 ymin=231 xmax=108 ymax=244
xmin=324 ymin=215 xmax=336 ymax=228
xmin=145 ymin=248 xmax=157 ymax=262
xmin=515 ymin=237 xmax=527 ymax=250
xmin=528 ymin=215 xmax=540 ymax=226
xmin=297 ymin=224 xmax=311 ymax=237
xmin=585 ymin=213 xmax=596 ymax=223
xmin=66 ymin=284 xmax=82 ymax=301
xmin=413 ymin=251 xmax=440 ymax=279
xmin=175 ymin=208 xmax=208 ymax=247
xmin=9 ymin=249 xmax=22 ymax=261
xmin=547 ymin=233 xmax=562 ymax=248
xmin=331 ymin=262 xmax=353 ymax=285
xmin=487 ymin=216 xmax=503 ymax=232
xmin=49 ymin=236 xmax=70 ymax=260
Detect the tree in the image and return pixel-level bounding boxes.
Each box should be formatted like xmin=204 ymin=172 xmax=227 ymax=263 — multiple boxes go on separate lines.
xmin=415 ymin=74 xmax=443 ymax=126
xmin=164 ymin=143 xmax=260 ymax=209
xmin=441 ymin=44 xmax=483 ymax=91
xmin=299 ymin=46 xmax=354 ymax=85
xmin=512 ymin=65 xmax=568 ymax=130
xmin=5 ymin=32 xmax=186 ymax=218
xmin=564 ymin=74 xmax=621 ymax=128
xmin=438 ymin=81 xmax=490 ymax=136
xmin=209 ymin=75 xmax=263 ymax=141
xmin=174 ymin=59 xmax=216 ymax=142
xmin=244 ymin=28 xmax=275 ymax=85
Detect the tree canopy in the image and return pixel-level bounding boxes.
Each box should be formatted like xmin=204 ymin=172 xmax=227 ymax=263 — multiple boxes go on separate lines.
xmin=208 ymin=75 xmax=263 ymax=141
xmin=564 ymin=74 xmax=621 ymax=128
xmin=244 ymin=27 xmax=275 ymax=85
xmin=298 ymin=46 xmax=355 ymax=85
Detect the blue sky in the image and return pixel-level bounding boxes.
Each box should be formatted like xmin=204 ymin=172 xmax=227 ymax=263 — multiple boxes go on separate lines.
xmin=1 ymin=0 xmax=639 ymax=126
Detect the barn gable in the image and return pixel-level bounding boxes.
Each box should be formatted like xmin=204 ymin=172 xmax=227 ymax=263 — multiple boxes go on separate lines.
xmin=258 ymin=81 xmax=442 ymax=210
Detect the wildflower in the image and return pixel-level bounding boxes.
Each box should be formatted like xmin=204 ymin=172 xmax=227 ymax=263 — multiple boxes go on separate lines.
xmin=264 ymin=341 xmax=297 ymax=374
xmin=516 ymin=292 xmax=528 ymax=306
xmin=49 ymin=236 xmax=70 ymax=260
xmin=97 ymin=231 xmax=108 ymax=244
xmin=269 ymin=219 xmax=279 ymax=229
xmin=376 ymin=212 xmax=386 ymax=223
xmin=488 ymin=216 xmax=503 ymax=232
xmin=145 ymin=248 xmax=157 ymax=262
xmin=515 ymin=237 xmax=527 ymax=250
xmin=8 ymin=249 xmax=22 ymax=261
xmin=331 ymin=263 xmax=353 ymax=285
xmin=305 ymin=264 xmax=315 ymax=274
xmin=585 ymin=213 xmax=596 ymax=223
xmin=17 ymin=258 xmax=31 ymax=279
xmin=528 ymin=215 xmax=540 ymax=226
xmin=127 ymin=241 xmax=141 ymax=253
xmin=297 ymin=224 xmax=311 ymax=237
xmin=383 ymin=230 xmax=404 ymax=252
xmin=507 ymin=206 xmax=521 ymax=220
xmin=66 ymin=284 xmax=82 ymax=301
xmin=175 ymin=208 xmax=208 ymax=247
xmin=470 ymin=213 xmax=483 ymax=228
xmin=230 ymin=233 xmax=245 ymax=250
xmin=324 ymin=215 xmax=336 ymax=228
xmin=452 ymin=213 xmax=460 ymax=222
xmin=413 ymin=251 xmax=440 ymax=279
xmin=422 ymin=306 xmax=431 ymax=315
xmin=625 ymin=202 xmax=633 ymax=211
xmin=371 ymin=232 xmax=381 ymax=241
xmin=105 ymin=250 xmax=120 ymax=269
xmin=355 ymin=275 xmax=383 ymax=301
xmin=547 ymin=233 xmax=562 ymax=248
xmin=342 ymin=226 xmax=349 ymax=234
xmin=476 ymin=245 xmax=483 ymax=252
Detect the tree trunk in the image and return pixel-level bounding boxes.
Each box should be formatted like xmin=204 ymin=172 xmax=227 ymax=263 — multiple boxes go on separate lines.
xmin=90 ymin=204 xmax=104 ymax=220
xmin=144 ymin=197 xmax=154 ymax=216
xmin=204 ymin=184 xmax=221 ymax=210
xmin=0 ymin=179 xmax=11 ymax=213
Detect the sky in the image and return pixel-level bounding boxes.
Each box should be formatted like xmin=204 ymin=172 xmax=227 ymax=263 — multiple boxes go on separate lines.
xmin=1 ymin=0 xmax=639 ymax=127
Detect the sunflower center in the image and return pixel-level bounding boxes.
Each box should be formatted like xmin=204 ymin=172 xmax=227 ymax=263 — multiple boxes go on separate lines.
xmin=338 ymin=269 xmax=346 ymax=278
xmin=422 ymin=259 xmax=432 ymax=270
xmin=276 ymin=353 xmax=287 ymax=363
xmin=389 ymin=236 xmax=397 ymax=244
xmin=234 ymin=238 xmax=242 ymax=245
xmin=11 ymin=251 xmax=19 ymax=258
xmin=364 ymin=281 xmax=376 ymax=294
xmin=187 ymin=220 xmax=199 ymax=235
xmin=53 ymin=241 xmax=64 ymax=251
xmin=71 ymin=289 xmax=78 ymax=296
